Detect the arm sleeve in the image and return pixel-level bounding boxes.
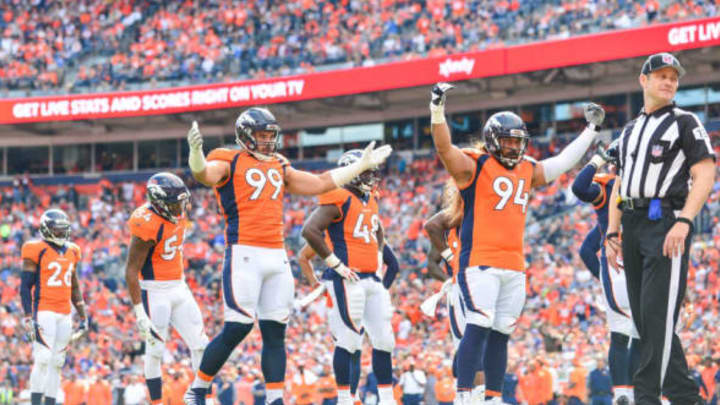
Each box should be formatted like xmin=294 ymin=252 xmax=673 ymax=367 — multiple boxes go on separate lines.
xmin=680 ymin=113 xmax=716 ymax=167
xmin=542 ymin=126 xmax=597 ymax=182
xmin=382 ymin=245 xmax=399 ymax=289
xmin=571 ymin=165 xmax=602 ymax=203
xmin=579 ymin=226 xmax=602 ymax=279
xmin=20 ymin=271 xmax=37 ymax=315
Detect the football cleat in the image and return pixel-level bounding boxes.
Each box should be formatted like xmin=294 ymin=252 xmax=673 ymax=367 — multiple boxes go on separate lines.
xmin=183 ymin=388 xmax=207 ymax=405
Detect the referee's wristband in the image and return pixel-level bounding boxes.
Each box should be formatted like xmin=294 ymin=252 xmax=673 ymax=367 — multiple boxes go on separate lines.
xmin=675 ymin=217 xmax=694 ymax=232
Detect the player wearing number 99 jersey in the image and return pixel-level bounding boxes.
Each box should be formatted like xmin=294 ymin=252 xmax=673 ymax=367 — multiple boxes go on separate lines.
xmin=184 ymin=107 xmax=393 ymax=405
xmin=20 ymin=209 xmax=87 ymax=405
xmin=125 ymin=172 xmax=210 ymax=405
xmin=429 ymin=82 xmax=604 ymax=404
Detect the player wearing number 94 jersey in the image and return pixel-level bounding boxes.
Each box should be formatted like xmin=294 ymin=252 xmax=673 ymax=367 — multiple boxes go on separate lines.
xmin=125 ymin=172 xmax=210 ymax=405
xmin=429 ymin=82 xmax=605 ymax=404
xmin=20 ymin=209 xmax=87 ymax=405
xmin=183 ymin=107 xmax=392 ymax=405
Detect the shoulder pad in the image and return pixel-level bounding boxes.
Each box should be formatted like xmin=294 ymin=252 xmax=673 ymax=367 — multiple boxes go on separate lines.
xmin=207 ymin=148 xmax=239 ymax=162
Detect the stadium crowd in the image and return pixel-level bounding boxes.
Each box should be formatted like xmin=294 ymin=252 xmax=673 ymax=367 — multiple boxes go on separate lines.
xmin=0 ymin=0 xmax=716 ymax=93
xmin=1 ymin=133 xmax=720 ymax=404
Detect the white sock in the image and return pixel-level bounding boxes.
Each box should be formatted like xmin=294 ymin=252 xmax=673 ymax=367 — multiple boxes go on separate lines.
xmin=266 ymin=388 xmax=283 ymax=403
xmin=378 ymin=386 xmax=395 ymax=402
xmin=472 ymin=384 xmax=485 ymax=401
xmin=191 ymin=377 xmax=212 ymax=389
xmin=338 ymin=389 xmax=352 ymax=404
xmin=191 ymin=349 xmax=205 ymax=372
xmin=44 ymin=365 xmax=61 ymax=399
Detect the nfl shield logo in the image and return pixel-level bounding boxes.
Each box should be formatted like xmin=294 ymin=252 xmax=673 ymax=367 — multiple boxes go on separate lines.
xmin=652 ymin=144 xmax=663 ymax=157
xmin=662 ymin=54 xmax=674 ymax=65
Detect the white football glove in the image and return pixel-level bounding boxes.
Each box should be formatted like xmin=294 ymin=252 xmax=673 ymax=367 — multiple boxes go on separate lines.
xmin=21 ymin=316 xmax=36 ymax=342
xmin=420 ymin=279 xmax=453 ymax=317
xmin=440 ymin=248 xmax=454 ymax=264
xmin=187 ymin=120 xmax=207 ymax=172
xmin=584 ymin=103 xmax=605 ymax=130
xmin=134 ymin=304 xmax=164 ymax=344
xmin=430 ymin=82 xmax=455 ymax=124
xmin=325 ymin=254 xmax=360 ymax=282
xmin=330 ymin=141 xmax=393 ymax=187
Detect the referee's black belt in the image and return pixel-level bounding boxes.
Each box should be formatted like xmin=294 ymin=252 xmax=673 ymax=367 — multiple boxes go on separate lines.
xmin=619 ymin=198 xmax=684 ymax=211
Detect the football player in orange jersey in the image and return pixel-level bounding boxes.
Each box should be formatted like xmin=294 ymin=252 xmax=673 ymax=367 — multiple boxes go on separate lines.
xmin=301 ymin=150 xmax=399 ymax=405
xmin=125 ymin=172 xmax=211 ymax=405
xmin=20 ymin=209 xmax=87 ymax=405
xmin=429 ymin=82 xmax=605 ymax=404
xmin=423 ymin=180 xmax=485 ymax=402
xmin=184 ymin=108 xmax=392 ymax=405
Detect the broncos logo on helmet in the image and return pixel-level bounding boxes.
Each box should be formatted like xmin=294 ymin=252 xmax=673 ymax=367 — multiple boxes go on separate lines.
xmin=338 ymin=149 xmax=381 ymax=194
xmin=235 ymin=107 xmax=281 ymax=161
xmin=483 ymin=111 xmax=530 ymax=169
xmin=40 ymin=208 xmax=71 ymax=246
xmin=146 ymin=172 xmax=190 ymax=223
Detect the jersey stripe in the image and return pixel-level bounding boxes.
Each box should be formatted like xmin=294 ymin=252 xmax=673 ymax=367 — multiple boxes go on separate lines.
xmin=459 ymin=154 xmax=490 ymax=271
xmin=218 ymin=154 xmax=241 ymax=245
xmin=332 ymin=277 xmax=362 ymax=334
xmin=222 ymin=246 xmax=252 ymax=318
xmin=327 ymin=197 xmax=352 ymax=265
xmin=600 ymin=250 xmax=629 ymax=317
xmin=140 ymin=224 xmax=164 ymax=281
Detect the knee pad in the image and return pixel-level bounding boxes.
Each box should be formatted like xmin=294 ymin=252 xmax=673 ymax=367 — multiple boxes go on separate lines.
xmin=492 ymin=314 xmax=517 ymax=335
xmin=370 ymin=328 xmax=395 ymax=353
xmin=51 ymin=351 xmax=66 ymax=369
xmin=34 ymin=345 xmax=52 ymax=366
xmin=259 ymin=320 xmax=285 ymax=349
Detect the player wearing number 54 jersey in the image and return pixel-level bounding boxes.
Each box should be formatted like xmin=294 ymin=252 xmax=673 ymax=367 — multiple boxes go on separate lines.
xmin=20 ymin=209 xmax=87 ymax=405
xmin=429 ymin=82 xmax=605 ymax=404
xmin=125 ymin=172 xmax=211 ymax=405
xmin=184 ymin=107 xmax=392 ymax=405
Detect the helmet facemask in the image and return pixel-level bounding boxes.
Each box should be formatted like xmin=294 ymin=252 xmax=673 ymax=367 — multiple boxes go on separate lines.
xmin=40 ymin=210 xmax=71 ymax=246
xmin=492 ymin=130 xmax=529 ymax=168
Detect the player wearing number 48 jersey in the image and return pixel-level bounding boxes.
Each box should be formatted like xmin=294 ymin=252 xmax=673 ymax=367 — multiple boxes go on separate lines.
xmin=184 ymin=107 xmax=392 ymax=405
xmin=429 ymin=82 xmax=605 ymax=404
xmin=301 ymin=150 xmax=399 ymax=405
xmin=20 ymin=209 xmax=87 ymax=405
xmin=125 ymin=172 xmax=211 ymax=405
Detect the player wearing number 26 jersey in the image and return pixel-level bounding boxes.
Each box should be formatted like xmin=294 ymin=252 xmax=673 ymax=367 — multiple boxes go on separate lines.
xmin=20 ymin=209 xmax=87 ymax=405
xmin=429 ymin=82 xmax=604 ymax=404
xmin=125 ymin=172 xmax=209 ymax=405
xmin=184 ymin=107 xmax=393 ymax=405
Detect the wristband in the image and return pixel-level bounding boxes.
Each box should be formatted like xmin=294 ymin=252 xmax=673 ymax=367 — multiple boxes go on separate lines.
xmin=324 ymin=253 xmax=341 ymax=269
xmin=440 ymin=248 xmax=453 ymax=262
xmin=606 ymin=232 xmax=619 ymax=240
xmin=675 ymin=217 xmax=694 ymax=232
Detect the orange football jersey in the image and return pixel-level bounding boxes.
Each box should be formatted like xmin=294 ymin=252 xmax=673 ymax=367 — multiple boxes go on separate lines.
xmin=128 ymin=204 xmax=187 ymax=281
xmin=21 ymin=240 xmax=81 ymax=314
xmin=208 ymin=148 xmax=289 ymax=249
xmin=458 ymin=151 xmax=534 ymax=272
xmin=447 ymin=227 xmax=460 ymax=280
xmin=592 ymin=173 xmax=616 ymax=210
xmin=318 ymin=188 xmax=380 ymax=273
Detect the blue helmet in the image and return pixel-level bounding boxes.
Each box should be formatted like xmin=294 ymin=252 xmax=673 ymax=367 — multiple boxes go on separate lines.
xmin=40 ymin=208 xmax=71 ymax=246
xmin=146 ymin=172 xmax=190 ymax=223
xmin=338 ymin=149 xmax=380 ymax=194
xmin=235 ymin=107 xmax=281 ymax=160
xmin=483 ymin=111 xmax=530 ymax=169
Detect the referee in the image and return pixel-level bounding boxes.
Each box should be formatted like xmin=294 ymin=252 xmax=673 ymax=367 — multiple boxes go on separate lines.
xmin=605 ymin=53 xmax=715 ymax=405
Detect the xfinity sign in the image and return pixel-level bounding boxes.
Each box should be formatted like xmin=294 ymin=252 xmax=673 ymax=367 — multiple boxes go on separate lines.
xmin=439 ymin=57 xmax=475 ymax=78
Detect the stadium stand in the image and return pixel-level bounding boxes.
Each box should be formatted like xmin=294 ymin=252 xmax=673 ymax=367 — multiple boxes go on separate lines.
xmin=0 ymin=0 xmax=716 ymax=94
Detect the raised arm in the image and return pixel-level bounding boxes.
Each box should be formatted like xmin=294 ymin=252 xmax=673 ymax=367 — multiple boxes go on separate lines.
xmin=429 ymin=83 xmax=476 ymax=185
xmin=286 ymin=141 xmax=392 ymax=196
xmin=187 ymin=121 xmax=231 ymax=187
xmin=531 ymin=103 xmax=605 ymax=188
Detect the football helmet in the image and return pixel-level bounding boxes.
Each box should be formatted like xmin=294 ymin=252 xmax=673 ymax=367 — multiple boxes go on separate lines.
xmin=146 ymin=172 xmax=190 ymax=223
xmin=483 ymin=111 xmax=530 ymax=169
xmin=338 ymin=149 xmax=381 ymax=194
xmin=40 ymin=208 xmax=71 ymax=246
xmin=235 ymin=107 xmax=281 ymax=160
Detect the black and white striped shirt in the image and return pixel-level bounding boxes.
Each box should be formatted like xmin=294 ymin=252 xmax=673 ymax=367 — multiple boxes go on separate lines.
xmin=618 ymin=103 xmax=715 ymax=200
